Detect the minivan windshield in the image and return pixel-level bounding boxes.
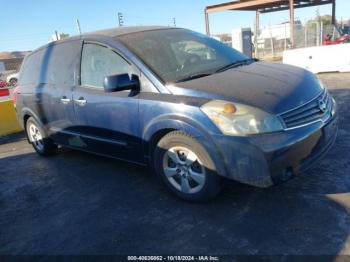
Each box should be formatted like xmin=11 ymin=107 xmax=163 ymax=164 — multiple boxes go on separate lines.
xmin=118 ymin=28 xmax=250 ymax=83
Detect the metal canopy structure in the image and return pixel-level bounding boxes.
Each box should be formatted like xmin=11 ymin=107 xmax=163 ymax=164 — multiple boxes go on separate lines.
xmin=204 ymin=0 xmax=336 ymax=48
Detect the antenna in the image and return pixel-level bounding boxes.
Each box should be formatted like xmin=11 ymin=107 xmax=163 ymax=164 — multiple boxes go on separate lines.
xmin=118 ymin=12 xmax=124 ymax=27
xmin=76 ymin=19 xmax=82 ymax=35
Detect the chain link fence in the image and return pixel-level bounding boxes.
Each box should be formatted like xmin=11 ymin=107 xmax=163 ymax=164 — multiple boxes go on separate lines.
xmin=255 ymin=22 xmax=342 ymax=60
xmin=0 ymin=58 xmax=23 ymax=81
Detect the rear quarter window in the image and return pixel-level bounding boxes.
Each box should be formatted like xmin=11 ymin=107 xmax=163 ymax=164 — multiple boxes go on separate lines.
xmin=19 ymin=40 xmax=81 ymax=86
xmin=19 ymin=50 xmax=44 ymax=85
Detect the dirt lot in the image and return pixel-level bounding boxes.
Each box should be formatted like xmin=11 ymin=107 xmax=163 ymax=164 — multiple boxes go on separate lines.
xmin=1 ymin=73 xmax=350 ymax=256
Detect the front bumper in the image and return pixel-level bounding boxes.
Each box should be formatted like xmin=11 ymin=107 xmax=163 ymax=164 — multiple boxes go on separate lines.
xmin=211 ymin=115 xmax=338 ymax=188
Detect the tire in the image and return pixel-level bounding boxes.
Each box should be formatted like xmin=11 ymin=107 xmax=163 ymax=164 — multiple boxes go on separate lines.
xmin=25 ymin=117 xmax=58 ymax=156
xmin=153 ymin=131 xmax=222 ymax=202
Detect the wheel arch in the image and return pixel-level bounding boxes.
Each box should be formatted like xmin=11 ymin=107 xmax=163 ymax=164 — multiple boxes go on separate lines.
xmin=21 ymin=107 xmax=45 ymax=132
xmin=23 ymin=114 xmax=31 ymax=128
xmin=148 ymin=128 xmax=176 ymax=155
xmin=143 ymin=115 xmax=227 ymax=177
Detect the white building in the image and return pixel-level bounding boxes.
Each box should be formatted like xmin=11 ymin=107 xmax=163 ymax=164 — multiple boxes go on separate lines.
xmin=257 ymin=21 xmax=302 ymax=48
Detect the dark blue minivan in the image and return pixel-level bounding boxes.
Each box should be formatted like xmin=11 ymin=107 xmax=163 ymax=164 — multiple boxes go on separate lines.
xmin=16 ymin=26 xmax=338 ymax=201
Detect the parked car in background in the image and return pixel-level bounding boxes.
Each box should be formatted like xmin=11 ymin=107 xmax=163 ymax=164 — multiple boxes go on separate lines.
xmin=15 ymin=26 xmax=338 ymax=201
xmin=0 ymin=80 xmax=8 ymax=88
xmin=6 ymin=72 xmax=19 ymax=87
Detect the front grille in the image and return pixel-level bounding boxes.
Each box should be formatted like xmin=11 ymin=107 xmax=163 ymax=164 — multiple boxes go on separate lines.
xmin=280 ymin=90 xmax=332 ymax=129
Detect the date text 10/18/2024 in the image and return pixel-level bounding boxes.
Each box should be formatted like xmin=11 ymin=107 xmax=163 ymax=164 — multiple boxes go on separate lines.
xmin=127 ymin=256 xmax=220 ymax=261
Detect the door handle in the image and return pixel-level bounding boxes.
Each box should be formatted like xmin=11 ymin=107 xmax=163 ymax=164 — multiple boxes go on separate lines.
xmin=60 ymin=97 xmax=71 ymax=104
xmin=74 ymin=97 xmax=87 ymax=106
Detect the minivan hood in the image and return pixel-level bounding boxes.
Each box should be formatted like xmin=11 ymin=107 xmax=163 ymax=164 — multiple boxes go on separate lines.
xmin=170 ymin=62 xmax=323 ymax=114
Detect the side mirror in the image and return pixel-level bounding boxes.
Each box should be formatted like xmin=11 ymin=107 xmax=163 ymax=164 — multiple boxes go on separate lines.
xmin=103 ymin=74 xmax=140 ymax=93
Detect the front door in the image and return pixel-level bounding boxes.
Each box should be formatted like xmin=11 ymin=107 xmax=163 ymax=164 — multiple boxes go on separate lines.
xmin=72 ymin=42 xmax=142 ymax=162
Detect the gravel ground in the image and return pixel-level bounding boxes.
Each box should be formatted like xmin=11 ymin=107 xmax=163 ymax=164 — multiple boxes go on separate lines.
xmin=0 ymin=73 xmax=350 ymax=257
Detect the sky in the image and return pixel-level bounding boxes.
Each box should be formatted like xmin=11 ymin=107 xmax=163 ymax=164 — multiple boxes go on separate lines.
xmin=1 ymin=0 xmax=350 ymax=52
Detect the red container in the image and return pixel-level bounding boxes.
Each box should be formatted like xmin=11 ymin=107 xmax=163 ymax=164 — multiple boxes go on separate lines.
xmin=0 ymin=88 xmax=10 ymax=97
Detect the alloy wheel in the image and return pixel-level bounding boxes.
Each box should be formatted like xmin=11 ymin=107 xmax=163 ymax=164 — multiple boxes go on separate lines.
xmin=162 ymin=146 xmax=206 ymax=194
xmin=28 ymin=123 xmax=44 ymax=151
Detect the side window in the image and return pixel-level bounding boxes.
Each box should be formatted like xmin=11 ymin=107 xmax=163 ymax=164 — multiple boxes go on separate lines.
xmin=140 ymin=72 xmax=156 ymax=92
xmin=19 ymin=49 xmax=44 ymax=85
xmin=46 ymin=41 xmax=81 ymax=86
xmin=81 ymin=43 xmax=131 ymax=88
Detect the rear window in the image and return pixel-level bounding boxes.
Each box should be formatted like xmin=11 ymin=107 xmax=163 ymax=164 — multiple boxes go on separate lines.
xmin=19 ymin=40 xmax=81 ymax=86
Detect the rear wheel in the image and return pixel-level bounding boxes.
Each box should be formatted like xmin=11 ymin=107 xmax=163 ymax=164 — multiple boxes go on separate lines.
xmin=153 ymin=131 xmax=222 ymax=202
xmin=26 ymin=117 xmax=57 ymax=156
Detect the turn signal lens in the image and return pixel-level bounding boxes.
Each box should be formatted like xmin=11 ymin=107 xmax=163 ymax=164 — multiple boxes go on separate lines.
xmin=201 ymin=100 xmax=284 ymax=136
xmin=223 ymin=103 xmax=236 ymax=114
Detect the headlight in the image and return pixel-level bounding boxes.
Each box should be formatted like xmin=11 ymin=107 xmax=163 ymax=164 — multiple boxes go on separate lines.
xmin=201 ymin=100 xmax=284 ymax=136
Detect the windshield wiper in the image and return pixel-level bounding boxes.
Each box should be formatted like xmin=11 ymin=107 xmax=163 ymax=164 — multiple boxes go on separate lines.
xmin=175 ymin=58 xmax=258 ymax=82
xmin=215 ymin=58 xmax=258 ymax=73
xmin=175 ymin=73 xmax=213 ymax=83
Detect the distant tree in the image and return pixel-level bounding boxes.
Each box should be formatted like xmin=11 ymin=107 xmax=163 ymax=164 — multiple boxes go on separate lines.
xmin=315 ymin=8 xmax=321 ymax=23
xmin=215 ymin=34 xmax=231 ymax=42
xmin=306 ymin=9 xmax=333 ymax=26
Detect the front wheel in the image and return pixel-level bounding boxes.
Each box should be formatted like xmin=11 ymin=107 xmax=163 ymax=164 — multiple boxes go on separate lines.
xmin=153 ymin=131 xmax=222 ymax=202
xmin=26 ymin=117 xmax=58 ymax=156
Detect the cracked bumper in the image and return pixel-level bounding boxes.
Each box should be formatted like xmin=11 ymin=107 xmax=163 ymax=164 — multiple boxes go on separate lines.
xmin=211 ymin=115 xmax=338 ymax=188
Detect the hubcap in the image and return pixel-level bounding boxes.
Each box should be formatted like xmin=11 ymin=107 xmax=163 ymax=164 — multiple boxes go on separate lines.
xmin=28 ymin=123 xmax=44 ymax=151
xmin=163 ymin=146 xmax=205 ymax=194
xmin=10 ymin=79 xmax=17 ymax=86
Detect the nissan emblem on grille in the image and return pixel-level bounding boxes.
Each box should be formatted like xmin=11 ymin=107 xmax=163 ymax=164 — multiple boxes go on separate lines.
xmin=280 ymin=90 xmax=332 ymax=128
xmin=318 ymin=99 xmax=327 ymax=113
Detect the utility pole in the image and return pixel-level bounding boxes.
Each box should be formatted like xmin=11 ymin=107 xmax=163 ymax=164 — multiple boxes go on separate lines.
xmin=205 ymin=9 xmax=210 ymax=36
xmin=254 ymin=10 xmax=260 ymax=58
xmin=289 ymin=0 xmax=295 ymax=48
xmin=76 ymin=19 xmax=82 ymax=35
xmin=172 ymin=17 xmax=176 ymax=27
xmin=118 ymin=12 xmax=124 ymax=27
